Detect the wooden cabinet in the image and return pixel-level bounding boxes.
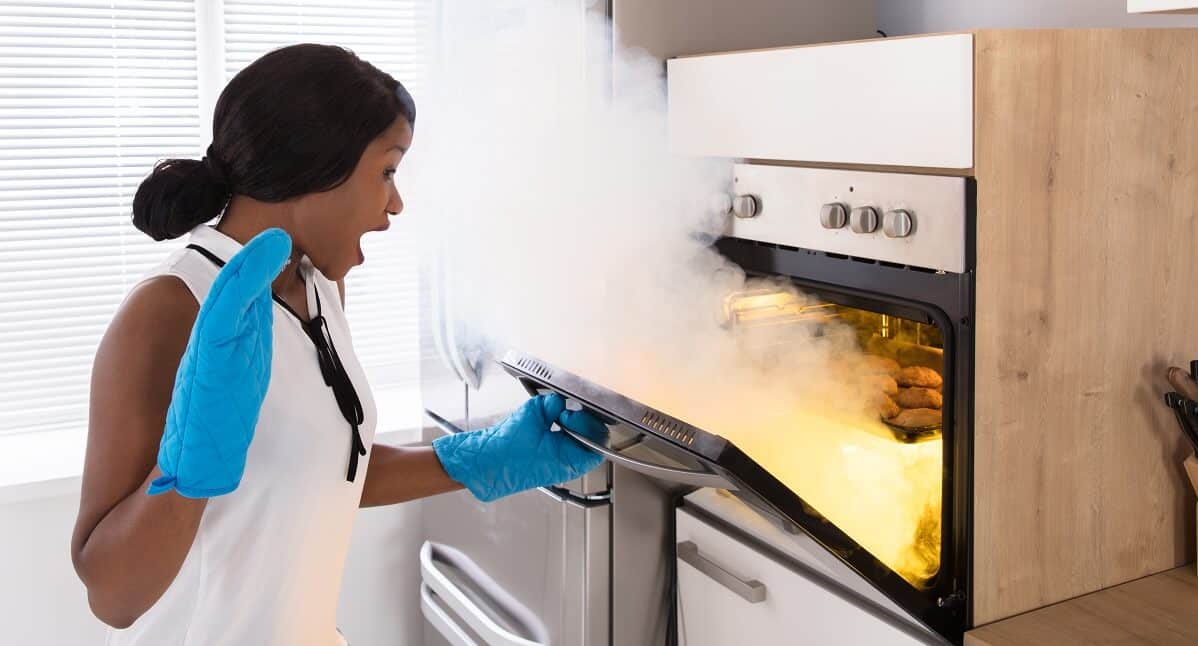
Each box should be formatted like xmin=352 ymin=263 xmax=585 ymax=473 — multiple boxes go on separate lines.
xmin=971 ymin=28 xmax=1198 ymax=625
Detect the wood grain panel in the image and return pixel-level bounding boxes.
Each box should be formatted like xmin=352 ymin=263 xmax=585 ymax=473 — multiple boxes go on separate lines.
xmin=972 ymin=29 xmax=1198 ymax=624
xmin=966 ymin=567 xmax=1198 ymax=646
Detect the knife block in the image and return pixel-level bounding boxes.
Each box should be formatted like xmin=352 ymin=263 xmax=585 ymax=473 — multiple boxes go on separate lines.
xmin=1186 ymin=455 xmax=1198 ymax=576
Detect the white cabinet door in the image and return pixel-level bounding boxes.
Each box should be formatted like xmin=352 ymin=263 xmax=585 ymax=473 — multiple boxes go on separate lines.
xmin=667 ymin=34 xmax=974 ymax=169
xmin=1128 ymin=0 xmax=1198 ymax=13
xmin=675 ymin=506 xmax=936 ymax=646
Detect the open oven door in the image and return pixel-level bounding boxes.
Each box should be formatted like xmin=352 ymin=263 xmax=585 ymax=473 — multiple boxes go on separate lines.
xmin=500 ymin=350 xmax=961 ymax=644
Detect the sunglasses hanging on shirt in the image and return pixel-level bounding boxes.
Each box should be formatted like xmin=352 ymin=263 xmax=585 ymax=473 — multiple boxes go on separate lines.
xmin=187 ymin=243 xmax=368 ymax=483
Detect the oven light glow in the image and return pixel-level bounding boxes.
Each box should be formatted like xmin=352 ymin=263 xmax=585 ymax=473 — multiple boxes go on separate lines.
xmin=723 ymin=413 xmax=942 ymax=588
xmin=584 ymin=293 xmax=947 ymax=589
xmin=723 ymin=289 xmax=835 ymax=327
xmin=610 ymin=375 xmax=944 ymax=589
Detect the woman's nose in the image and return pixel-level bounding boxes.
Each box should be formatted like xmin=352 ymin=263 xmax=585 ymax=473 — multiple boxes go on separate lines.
xmin=386 ymin=191 xmax=403 ymax=217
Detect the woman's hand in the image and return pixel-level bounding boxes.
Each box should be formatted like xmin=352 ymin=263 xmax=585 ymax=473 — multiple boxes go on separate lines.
xmin=148 ymin=228 xmax=291 ymax=498
xmin=431 ymin=393 xmax=607 ymax=502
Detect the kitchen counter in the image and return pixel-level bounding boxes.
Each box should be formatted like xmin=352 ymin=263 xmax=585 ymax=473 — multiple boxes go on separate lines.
xmin=965 ymin=566 xmax=1198 ymax=645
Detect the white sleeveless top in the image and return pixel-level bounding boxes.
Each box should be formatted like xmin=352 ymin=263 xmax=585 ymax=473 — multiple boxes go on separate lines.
xmin=106 ymin=225 xmax=377 ymax=646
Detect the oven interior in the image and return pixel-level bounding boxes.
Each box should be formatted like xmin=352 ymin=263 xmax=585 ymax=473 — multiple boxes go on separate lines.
xmin=720 ymin=285 xmax=948 ymax=590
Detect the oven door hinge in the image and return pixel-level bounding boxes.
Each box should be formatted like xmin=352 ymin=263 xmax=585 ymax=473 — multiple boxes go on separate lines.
xmin=937 ymin=591 xmax=966 ymax=610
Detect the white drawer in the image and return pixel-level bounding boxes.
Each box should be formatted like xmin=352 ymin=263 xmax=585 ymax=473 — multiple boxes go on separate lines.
xmin=667 ymin=34 xmax=973 ymax=169
xmin=675 ymin=506 xmax=935 ymax=646
xmin=1127 ymin=0 xmax=1198 ymax=13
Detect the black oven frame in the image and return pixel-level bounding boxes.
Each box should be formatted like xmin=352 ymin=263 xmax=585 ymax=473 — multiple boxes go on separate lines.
xmin=713 ymin=194 xmax=975 ymax=643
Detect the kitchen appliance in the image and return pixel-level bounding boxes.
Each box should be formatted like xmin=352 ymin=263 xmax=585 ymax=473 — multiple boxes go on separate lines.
xmin=498 ymin=158 xmax=973 ymax=643
xmin=417 ymin=426 xmax=610 ymax=646
xmin=498 ymin=155 xmax=972 ymax=642
xmin=418 ymin=239 xmax=613 ymax=646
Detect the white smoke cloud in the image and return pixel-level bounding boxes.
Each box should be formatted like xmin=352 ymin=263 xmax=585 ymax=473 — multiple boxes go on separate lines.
xmin=414 ymin=0 xmax=856 ymax=418
xmin=408 ymin=0 xmax=945 ymax=586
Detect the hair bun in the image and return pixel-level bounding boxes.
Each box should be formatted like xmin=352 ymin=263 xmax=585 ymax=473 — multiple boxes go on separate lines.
xmin=132 ymin=157 xmax=231 ymax=241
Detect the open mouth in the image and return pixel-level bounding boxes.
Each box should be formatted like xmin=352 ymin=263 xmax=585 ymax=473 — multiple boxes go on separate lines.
xmin=357 ymin=220 xmax=391 ymax=264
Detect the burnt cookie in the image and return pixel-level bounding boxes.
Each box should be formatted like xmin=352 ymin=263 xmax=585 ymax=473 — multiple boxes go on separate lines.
xmin=896 ymin=366 xmax=943 ymax=389
xmin=873 ymin=393 xmax=902 ymax=420
xmin=890 ymin=408 xmax=942 ymax=429
xmin=895 ymin=387 xmax=943 ymax=410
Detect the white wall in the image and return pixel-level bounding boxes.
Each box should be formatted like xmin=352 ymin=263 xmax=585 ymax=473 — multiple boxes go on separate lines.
xmin=0 ymin=485 xmax=422 ymax=646
xmin=0 ymin=493 xmax=105 ymax=645
xmin=876 ymin=0 xmax=1198 ymax=35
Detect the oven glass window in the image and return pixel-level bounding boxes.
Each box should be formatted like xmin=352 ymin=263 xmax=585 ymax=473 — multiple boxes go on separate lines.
xmin=718 ymin=287 xmax=946 ymax=589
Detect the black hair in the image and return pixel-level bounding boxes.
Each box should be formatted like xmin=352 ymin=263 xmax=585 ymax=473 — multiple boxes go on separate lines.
xmin=132 ymin=43 xmax=416 ymax=241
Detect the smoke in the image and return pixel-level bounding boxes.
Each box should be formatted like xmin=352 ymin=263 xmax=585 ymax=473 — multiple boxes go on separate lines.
xmin=417 ymin=0 xmax=858 ymax=422
xmin=411 ymin=0 xmax=944 ymax=585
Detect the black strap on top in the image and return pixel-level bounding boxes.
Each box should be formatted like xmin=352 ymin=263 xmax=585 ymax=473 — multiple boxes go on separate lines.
xmin=186 ymin=243 xmax=368 ymax=483
xmin=304 ymin=286 xmax=368 ymax=482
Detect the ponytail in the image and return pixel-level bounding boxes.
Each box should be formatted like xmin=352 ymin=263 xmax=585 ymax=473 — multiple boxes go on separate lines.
xmin=132 ymin=145 xmax=232 ymax=241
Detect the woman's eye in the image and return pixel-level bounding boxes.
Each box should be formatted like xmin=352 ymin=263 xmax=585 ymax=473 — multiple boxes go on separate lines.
xmin=384 ymin=168 xmax=397 ymax=179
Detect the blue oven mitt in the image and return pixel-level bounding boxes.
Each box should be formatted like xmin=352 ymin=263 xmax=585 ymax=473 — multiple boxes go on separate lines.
xmin=432 ymin=393 xmax=607 ymax=502
xmin=147 ymin=228 xmax=292 ymax=498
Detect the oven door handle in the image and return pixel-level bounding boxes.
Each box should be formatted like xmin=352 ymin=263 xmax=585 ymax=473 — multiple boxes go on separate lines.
xmin=419 ymin=541 xmax=548 ymax=646
xmin=557 ymin=422 xmax=731 ymax=489
xmin=515 ymin=375 xmax=732 ymax=489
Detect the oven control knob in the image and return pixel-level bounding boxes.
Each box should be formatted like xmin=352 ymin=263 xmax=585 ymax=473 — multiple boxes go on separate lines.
xmin=819 ymin=202 xmax=848 ymax=229
xmin=883 ymin=209 xmax=915 ymax=238
xmin=849 ymin=206 xmax=879 ymax=234
xmin=732 ymin=194 xmax=759 ymax=219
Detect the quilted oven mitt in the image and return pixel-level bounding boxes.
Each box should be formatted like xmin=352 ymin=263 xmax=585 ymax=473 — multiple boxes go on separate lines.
xmin=431 ymin=393 xmax=607 ymax=502
xmin=147 ymin=228 xmax=292 ymax=498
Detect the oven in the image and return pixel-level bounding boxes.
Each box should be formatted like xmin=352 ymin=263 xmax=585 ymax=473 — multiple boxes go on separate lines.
xmin=502 ymin=162 xmax=974 ymax=644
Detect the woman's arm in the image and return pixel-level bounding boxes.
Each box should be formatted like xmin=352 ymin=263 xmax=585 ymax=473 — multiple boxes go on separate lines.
xmin=359 ymin=444 xmax=463 ymax=507
xmin=71 ymin=277 xmax=206 ymax=629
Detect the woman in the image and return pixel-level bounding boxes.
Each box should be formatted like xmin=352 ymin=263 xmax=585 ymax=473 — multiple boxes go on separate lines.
xmin=70 ymin=44 xmax=604 ymax=646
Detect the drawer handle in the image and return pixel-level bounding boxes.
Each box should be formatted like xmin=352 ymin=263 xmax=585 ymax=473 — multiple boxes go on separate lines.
xmin=677 ymin=540 xmax=767 ymax=604
xmin=420 ymin=542 xmax=548 ymax=646
xmin=420 ymin=583 xmax=480 ymax=646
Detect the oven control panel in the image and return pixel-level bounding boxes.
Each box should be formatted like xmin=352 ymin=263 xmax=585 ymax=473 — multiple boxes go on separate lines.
xmin=720 ymin=164 xmax=968 ymax=273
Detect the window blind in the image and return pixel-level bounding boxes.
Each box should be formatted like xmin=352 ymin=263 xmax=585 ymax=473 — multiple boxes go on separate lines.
xmin=223 ymin=0 xmax=434 ymax=397
xmin=0 ymin=0 xmax=200 ymax=436
xmin=1 ymin=0 xmax=435 ymax=439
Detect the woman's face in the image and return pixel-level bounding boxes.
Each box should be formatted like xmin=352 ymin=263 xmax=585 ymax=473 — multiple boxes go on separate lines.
xmin=292 ymin=116 xmax=414 ymax=281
